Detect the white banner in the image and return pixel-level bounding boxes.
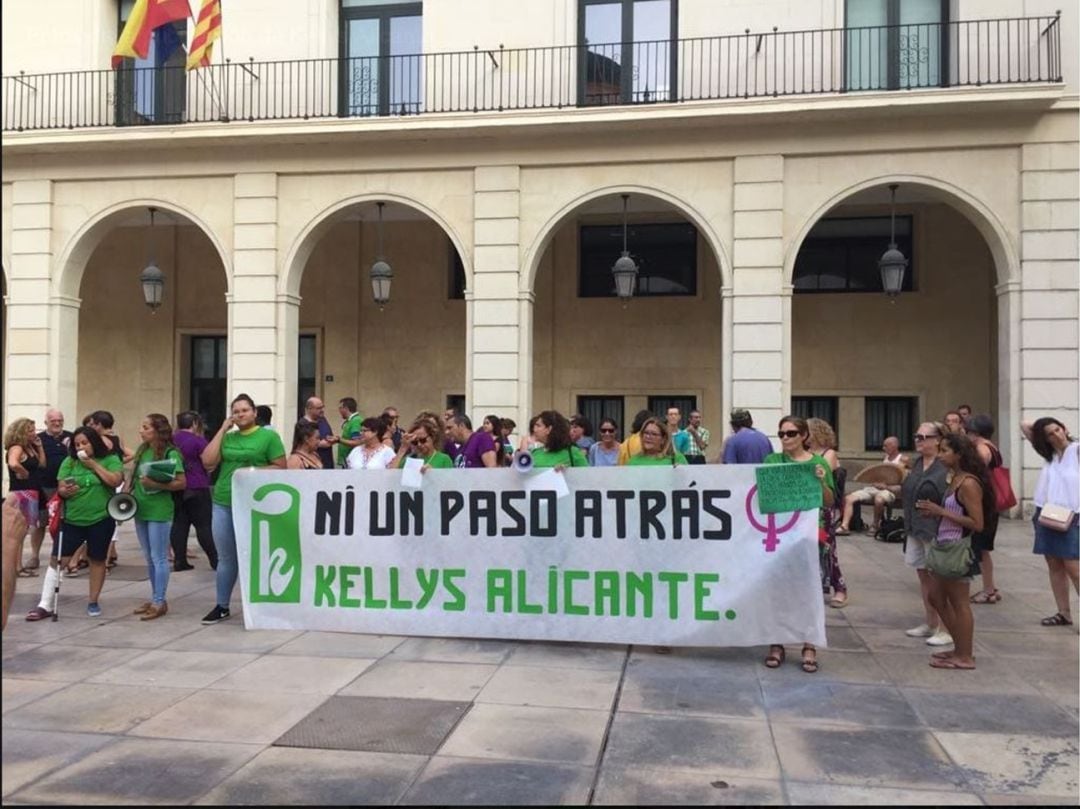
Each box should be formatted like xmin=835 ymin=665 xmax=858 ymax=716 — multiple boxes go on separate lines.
xmin=232 ymin=465 xmax=826 ymax=647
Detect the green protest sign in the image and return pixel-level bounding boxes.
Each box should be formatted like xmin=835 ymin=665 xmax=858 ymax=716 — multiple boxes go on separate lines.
xmin=754 ymin=463 xmax=822 ymax=514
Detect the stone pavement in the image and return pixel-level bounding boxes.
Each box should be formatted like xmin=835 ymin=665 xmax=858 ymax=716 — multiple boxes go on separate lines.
xmin=2 ymin=519 xmax=1077 ymax=805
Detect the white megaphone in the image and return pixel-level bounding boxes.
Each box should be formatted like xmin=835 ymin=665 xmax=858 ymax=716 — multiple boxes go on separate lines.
xmin=511 ymin=450 xmax=534 ymax=473
xmin=107 ymin=492 xmax=138 ymax=522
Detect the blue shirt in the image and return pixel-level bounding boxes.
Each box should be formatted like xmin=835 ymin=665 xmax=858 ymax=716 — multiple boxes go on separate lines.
xmin=672 ymin=430 xmax=691 ymax=456
xmin=723 ymin=427 xmax=773 ymax=464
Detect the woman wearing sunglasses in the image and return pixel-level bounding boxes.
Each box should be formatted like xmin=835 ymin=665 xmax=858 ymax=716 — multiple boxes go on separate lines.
xmin=393 ymin=417 xmax=454 ymax=469
xmin=627 ymin=417 xmax=686 ymax=466
xmin=762 ymin=416 xmax=834 ymax=673
xmin=588 ymin=418 xmax=621 ymax=467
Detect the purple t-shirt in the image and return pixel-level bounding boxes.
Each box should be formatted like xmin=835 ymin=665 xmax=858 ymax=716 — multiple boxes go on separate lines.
xmin=173 ymin=429 xmax=211 ymax=490
xmin=722 ymin=427 xmax=774 ymax=464
xmin=456 ymin=431 xmax=496 ymax=468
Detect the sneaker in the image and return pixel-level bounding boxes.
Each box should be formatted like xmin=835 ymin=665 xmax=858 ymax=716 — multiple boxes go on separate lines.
xmin=905 ymin=623 xmax=933 ymax=638
xmin=86 ymin=602 xmax=102 ymax=617
xmin=201 ymin=605 xmax=231 ymax=625
xmin=926 ymin=630 xmax=954 ymax=646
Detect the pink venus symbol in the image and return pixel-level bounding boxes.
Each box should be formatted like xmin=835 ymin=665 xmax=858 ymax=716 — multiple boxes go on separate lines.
xmin=745 ymin=485 xmax=801 ymax=553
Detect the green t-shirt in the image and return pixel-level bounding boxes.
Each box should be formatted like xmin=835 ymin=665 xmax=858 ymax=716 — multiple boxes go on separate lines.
xmin=57 ymin=455 xmax=124 ymax=526
xmin=530 ymin=446 xmax=588 ymax=468
xmin=398 ymin=451 xmax=454 ymax=469
xmin=338 ymin=412 xmax=363 ymax=467
xmin=764 ymin=451 xmax=835 ymax=526
xmin=132 ymin=447 xmax=184 ymax=523
xmin=627 ymin=451 xmax=688 ymax=467
xmin=212 ymin=427 xmax=286 ymax=506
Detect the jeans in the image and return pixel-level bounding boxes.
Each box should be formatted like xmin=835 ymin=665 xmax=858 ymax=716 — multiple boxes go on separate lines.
xmin=212 ymin=503 xmax=238 ymax=608
xmin=170 ymin=489 xmax=217 ymax=567
xmin=134 ymin=519 xmax=171 ymax=604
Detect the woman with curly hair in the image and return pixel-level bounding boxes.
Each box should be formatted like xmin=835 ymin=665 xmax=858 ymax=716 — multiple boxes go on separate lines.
xmin=529 ymin=411 xmax=588 ymax=468
xmin=807 ymin=417 xmax=847 ymax=608
xmin=393 ymin=417 xmax=454 ymax=469
xmin=129 ymin=414 xmax=187 ymax=620
xmin=4 ymin=417 xmax=45 ymax=578
xmin=915 ymin=432 xmax=993 ymax=670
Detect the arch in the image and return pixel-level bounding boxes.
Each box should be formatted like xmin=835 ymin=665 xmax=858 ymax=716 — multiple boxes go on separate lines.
xmin=783 ymin=174 xmax=1018 ymax=288
xmin=281 ymin=192 xmax=473 ymax=298
xmin=54 ymin=199 xmax=232 ymax=299
xmin=522 ymin=184 xmax=732 ymax=294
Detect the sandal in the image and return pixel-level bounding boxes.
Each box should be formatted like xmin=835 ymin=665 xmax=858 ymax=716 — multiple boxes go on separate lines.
xmin=829 ymin=593 xmax=848 ymax=609
xmin=764 ymin=645 xmax=785 ymax=668
xmin=1041 ymin=612 xmax=1074 ymax=626
xmin=16 ymin=568 xmax=39 ymax=578
xmin=836 ymin=526 xmax=850 ymax=536
xmin=801 ymin=645 xmax=819 ymax=673
xmin=929 ymin=657 xmax=976 ymax=670
xmin=25 ymin=606 xmax=54 ymax=622
xmin=971 ymin=589 xmax=1002 ymax=604
xmin=64 ymin=564 xmax=81 ymax=577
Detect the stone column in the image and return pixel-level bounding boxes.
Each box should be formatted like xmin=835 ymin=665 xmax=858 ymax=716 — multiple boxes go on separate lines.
xmin=1018 ymin=142 xmax=1080 ymax=511
xmin=730 ymin=155 xmax=786 ymax=443
xmin=470 ymin=165 xmax=523 ymax=426
xmin=230 ymin=173 xmax=283 ymax=431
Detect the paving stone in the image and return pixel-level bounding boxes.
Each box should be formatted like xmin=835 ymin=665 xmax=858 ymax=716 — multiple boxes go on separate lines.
xmin=270 ymin=631 xmax=406 ymax=659
xmin=786 ymin=782 xmax=982 ymax=805
xmin=390 ymin=636 xmax=516 ymax=665
xmin=934 ymin=732 xmax=1079 ymax=796
xmin=974 ymin=630 xmax=1080 ymax=658
xmin=274 ymin=695 xmax=470 ymax=754
xmin=1 ymin=729 xmax=119 ymax=798
xmin=818 ymin=625 xmax=870 ymax=651
xmin=2 ymin=614 xmax=108 ymax=644
xmin=903 ymin=689 xmax=1078 ymax=736
xmin=602 ymin=713 xmax=780 ymax=778
xmin=208 ymin=654 xmax=375 ymax=695
xmin=3 ymin=682 xmax=194 ymax=734
xmin=593 ymin=767 xmax=784 ymax=805
xmin=627 ymin=646 xmax=761 ymax=679
xmin=761 ymin=681 xmax=922 ymax=728
xmin=85 ymin=649 xmax=259 ymax=688
xmin=980 ymin=793 xmax=1080 ymax=805
xmin=477 ymin=664 xmax=621 ymax=710
xmin=439 ymin=703 xmax=608 ymax=765
xmin=770 ymin=725 xmax=965 ymax=790
xmin=0 ymin=642 xmax=42 ymax=660
xmin=11 ymin=737 xmax=261 ymax=805
xmin=196 ymin=747 xmax=426 ymax=805
xmin=62 ymin=616 xmax=206 ymax=650
xmin=129 ymin=689 xmax=329 ymax=744
xmin=160 ymin=624 xmax=301 ymax=654
xmin=1 ymin=644 xmax=146 ymax=683
xmin=619 ymin=659 xmax=765 ymax=719
xmin=401 ymin=756 xmax=594 ymax=805
xmin=505 ymin=641 xmax=627 ymax=670
xmin=1 ymin=678 xmax=64 ymax=714
xmin=872 ymin=652 xmax=1041 ymax=694
xmin=757 ymin=649 xmax=893 ymax=686
xmin=339 ymin=660 xmax=496 ymax=701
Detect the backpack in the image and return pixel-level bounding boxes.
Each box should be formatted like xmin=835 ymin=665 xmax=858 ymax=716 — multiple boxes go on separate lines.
xmin=874 ymin=516 xmax=906 ymax=543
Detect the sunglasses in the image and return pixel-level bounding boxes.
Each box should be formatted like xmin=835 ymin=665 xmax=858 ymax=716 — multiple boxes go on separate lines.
xmin=777 ymin=430 xmax=802 ymax=439
xmin=914 ymin=433 xmax=939 ymax=441
xmin=599 ymin=428 xmax=616 ymax=434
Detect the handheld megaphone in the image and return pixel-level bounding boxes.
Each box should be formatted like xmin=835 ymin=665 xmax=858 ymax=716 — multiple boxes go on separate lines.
xmin=511 ymin=450 xmax=534 ymax=473
xmin=107 ymin=492 xmax=138 ymax=522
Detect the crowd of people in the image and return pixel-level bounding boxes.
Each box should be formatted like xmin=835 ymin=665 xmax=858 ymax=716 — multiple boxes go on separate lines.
xmin=3 ymin=398 xmax=1077 ymax=676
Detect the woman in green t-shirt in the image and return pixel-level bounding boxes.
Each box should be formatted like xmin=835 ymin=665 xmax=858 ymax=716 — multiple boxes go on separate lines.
xmin=529 ymin=411 xmax=588 ymax=469
xmin=128 ymin=414 xmax=187 ymax=621
xmin=627 ymin=417 xmax=687 ymax=467
xmin=25 ymin=427 xmax=124 ymax=621
xmin=394 ymin=417 xmax=454 ymax=470
xmin=762 ymin=415 xmax=835 ymax=675
xmin=200 ymin=394 xmax=286 ymax=625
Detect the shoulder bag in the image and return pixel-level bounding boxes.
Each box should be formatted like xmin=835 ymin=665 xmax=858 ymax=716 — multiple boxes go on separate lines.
xmin=1038 ymin=503 xmax=1076 ymax=533
xmin=986 ymin=446 xmax=1017 ymax=512
xmin=926 ymin=536 xmax=974 ymax=578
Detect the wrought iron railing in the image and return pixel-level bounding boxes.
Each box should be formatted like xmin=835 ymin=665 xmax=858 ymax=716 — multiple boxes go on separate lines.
xmin=2 ymin=15 xmax=1061 ymax=132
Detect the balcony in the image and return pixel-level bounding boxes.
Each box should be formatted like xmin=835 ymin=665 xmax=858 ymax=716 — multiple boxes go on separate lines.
xmin=2 ymin=15 xmax=1062 ymax=133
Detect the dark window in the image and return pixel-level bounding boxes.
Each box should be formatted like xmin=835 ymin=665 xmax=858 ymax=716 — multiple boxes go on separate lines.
xmin=116 ymin=0 xmax=187 ymax=125
xmin=298 ymin=335 xmax=318 ymax=417
xmin=580 ymin=222 xmax=696 ymax=297
xmin=445 ymin=394 xmax=466 ymax=416
xmin=579 ymin=0 xmax=677 ymax=105
xmin=577 ymin=396 xmax=625 ymax=440
xmin=449 ymin=241 xmax=466 ymax=299
xmin=647 ymin=395 xmax=696 ymax=430
xmin=865 ymin=396 xmax=917 ymax=451
xmin=340 ymin=0 xmax=422 ymax=117
xmin=794 ymin=215 xmax=913 ymax=293
xmin=190 ymin=336 xmax=226 ymax=437
xmin=845 ymin=0 xmax=949 ymax=90
xmin=792 ymin=396 xmax=840 ymax=445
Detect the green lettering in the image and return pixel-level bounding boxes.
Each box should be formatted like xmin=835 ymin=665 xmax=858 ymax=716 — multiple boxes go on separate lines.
xmin=548 ymin=565 xmax=558 ymax=613
xmin=442 ymin=568 xmax=467 ymax=611
xmin=516 ymin=569 xmax=542 ymax=614
xmin=363 ymin=566 xmax=387 ymax=609
xmin=626 ymin=571 xmax=653 ymax=618
xmin=594 ymin=570 xmax=621 ymax=617
xmin=339 ymin=565 xmax=363 ymax=608
xmin=563 ymin=569 xmax=590 ymax=616
xmin=487 ymin=568 xmax=513 ymax=613
xmin=415 ymin=568 xmax=439 ymax=609
xmin=388 ymin=567 xmax=413 ymax=610
xmin=314 ymin=565 xmax=337 ymax=607
xmin=657 ymin=571 xmax=688 ymax=619
xmin=694 ymin=573 xmax=720 ymax=621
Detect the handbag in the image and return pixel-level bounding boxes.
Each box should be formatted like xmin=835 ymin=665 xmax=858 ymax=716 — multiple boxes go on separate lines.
xmin=926 ymin=536 xmax=974 ymax=578
xmin=989 ymin=466 xmax=1017 ymax=512
xmin=1038 ymin=503 xmax=1076 ymax=533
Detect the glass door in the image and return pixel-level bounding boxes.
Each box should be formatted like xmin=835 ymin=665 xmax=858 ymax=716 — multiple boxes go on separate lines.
xmin=341 ymin=1 xmax=422 ymax=117
xmin=190 ymin=336 xmax=227 ymax=437
xmin=845 ymin=0 xmax=946 ymax=90
xmin=579 ymin=0 xmax=675 ymax=106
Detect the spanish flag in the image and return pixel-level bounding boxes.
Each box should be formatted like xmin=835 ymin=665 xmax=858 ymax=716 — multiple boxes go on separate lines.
xmin=112 ymin=0 xmax=191 ymax=69
xmin=186 ymin=0 xmax=222 ymax=71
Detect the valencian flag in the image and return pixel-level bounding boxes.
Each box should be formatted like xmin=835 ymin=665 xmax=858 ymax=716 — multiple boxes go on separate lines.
xmin=186 ymin=0 xmax=222 ymax=70
xmin=112 ymin=0 xmax=191 ymax=68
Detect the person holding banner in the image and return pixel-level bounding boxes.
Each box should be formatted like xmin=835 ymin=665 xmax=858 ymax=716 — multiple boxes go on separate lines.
xmin=529 ymin=411 xmax=588 ymax=468
xmin=200 ymin=395 xmax=286 ymax=625
xmin=25 ymin=427 xmax=124 ymax=621
xmin=346 ymin=417 xmax=398 ymax=470
xmin=129 ymin=414 xmax=187 ymax=620
xmin=394 ymin=417 xmax=454 ymax=469
xmin=762 ymin=415 xmax=834 ymax=673
xmin=627 ymin=417 xmax=687 ymax=466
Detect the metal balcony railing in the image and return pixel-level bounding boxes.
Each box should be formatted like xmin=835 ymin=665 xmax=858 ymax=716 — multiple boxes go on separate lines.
xmin=2 ymin=15 xmax=1061 ymax=132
